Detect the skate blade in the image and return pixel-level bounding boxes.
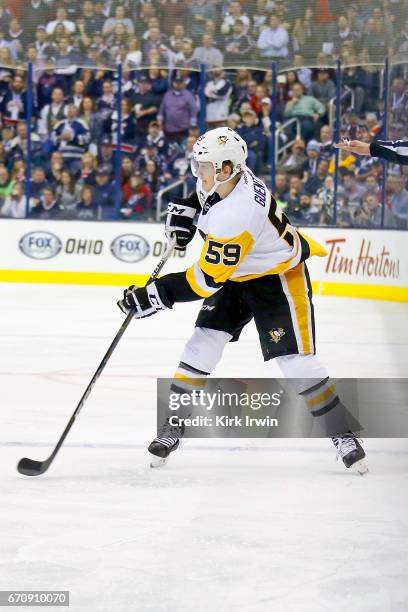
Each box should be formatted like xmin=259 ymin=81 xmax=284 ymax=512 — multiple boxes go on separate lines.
xmin=149 ymin=453 xmax=168 ymax=468
xmin=352 ymin=459 xmax=369 ymax=475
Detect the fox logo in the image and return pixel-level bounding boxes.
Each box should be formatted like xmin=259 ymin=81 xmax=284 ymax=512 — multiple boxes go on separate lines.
xmin=217 ymin=135 xmax=228 ymax=146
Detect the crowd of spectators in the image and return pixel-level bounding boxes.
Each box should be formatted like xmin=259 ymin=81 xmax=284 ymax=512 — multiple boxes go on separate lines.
xmin=0 ymin=0 xmax=406 ymax=227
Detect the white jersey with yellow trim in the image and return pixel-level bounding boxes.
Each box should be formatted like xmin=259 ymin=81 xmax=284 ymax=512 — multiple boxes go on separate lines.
xmin=185 ymin=168 xmax=327 ymax=298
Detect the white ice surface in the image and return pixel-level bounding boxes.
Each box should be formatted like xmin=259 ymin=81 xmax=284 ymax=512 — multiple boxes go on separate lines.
xmin=0 ymin=283 xmax=407 ymax=612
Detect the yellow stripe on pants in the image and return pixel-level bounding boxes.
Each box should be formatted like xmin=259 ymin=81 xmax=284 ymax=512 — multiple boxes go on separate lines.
xmin=282 ymin=263 xmax=313 ymax=355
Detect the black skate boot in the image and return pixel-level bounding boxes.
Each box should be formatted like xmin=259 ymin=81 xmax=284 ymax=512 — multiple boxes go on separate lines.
xmin=332 ymin=431 xmax=368 ymax=474
xmin=148 ymin=417 xmax=184 ymax=468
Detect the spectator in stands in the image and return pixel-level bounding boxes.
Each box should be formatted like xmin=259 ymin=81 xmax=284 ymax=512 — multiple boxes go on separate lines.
xmin=67 ymin=80 xmax=85 ymax=109
xmin=158 ymin=76 xmax=197 ymax=143
xmin=341 ymin=170 xmax=365 ymax=210
xmin=169 ymin=24 xmax=186 ymax=51
xmin=131 ymin=76 xmax=160 ymax=139
xmin=93 ymin=166 xmax=116 ymax=218
xmin=76 ymin=185 xmax=98 ymax=220
xmin=393 ymin=18 xmax=408 ymax=55
xmin=290 ymin=191 xmax=320 ymax=226
xmin=38 ymin=87 xmax=66 ymax=139
xmin=281 ymin=139 xmax=307 ymax=175
xmin=259 ymin=96 xmax=274 ymax=138
xmin=78 ymin=96 xmax=103 ymax=142
xmin=7 ymin=17 xmax=24 ymax=58
xmin=257 ymin=14 xmax=289 ymax=59
xmin=285 ymin=174 xmax=304 ymax=214
xmin=45 ymin=150 xmax=64 ymax=185
xmin=46 ymin=7 xmax=76 ymax=36
xmin=249 ymin=84 xmax=268 ymax=116
xmin=204 ymin=68 xmax=233 ymax=129
xmin=144 ymin=158 xmax=167 ymax=195
xmin=251 ymin=0 xmax=270 ymax=36
xmin=102 ymin=5 xmax=134 ymax=36
xmin=121 ymin=156 xmax=135 ymax=199
xmin=51 ymin=103 xmax=90 ymax=174
xmin=318 ymin=124 xmax=333 ymax=159
xmin=203 ymin=19 xmax=220 ymax=47
xmin=1 ymin=74 xmax=27 ymax=124
xmin=273 ymin=172 xmax=289 ymax=203
xmin=121 ymin=172 xmax=151 ymax=220
xmin=0 ymin=164 xmax=13 ymax=200
xmin=310 ymin=69 xmax=335 ymax=108
xmin=174 ymin=38 xmax=197 ymax=68
xmin=305 ymin=158 xmax=329 ymax=195
xmin=0 ymin=0 xmax=10 ymax=28
xmin=78 ymin=151 xmax=97 ymax=185
xmin=29 ymin=167 xmax=49 ymax=201
xmin=292 ymin=8 xmax=319 ymax=61
xmin=33 ymin=25 xmax=53 ymax=61
xmin=302 ymin=140 xmax=321 ymax=180
xmin=160 ymin=1 xmax=187 ymax=37
xmin=221 ymin=2 xmax=251 ymax=36
xmin=283 ymin=82 xmax=325 ymax=141
xmin=56 ymin=169 xmax=81 ymax=214
xmin=224 ymin=20 xmax=254 ymax=63
xmin=145 ymin=120 xmax=168 ymax=157
xmin=142 ymin=25 xmax=168 ymax=64
xmin=53 ymin=37 xmax=80 ymax=76
xmin=0 ymin=181 xmax=25 ymax=218
xmin=193 ymin=34 xmax=223 ymax=67
xmin=12 ymin=158 xmax=26 ymax=184
xmin=272 ymin=0 xmax=292 ymax=31
xmin=390 ymin=175 xmax=408 ymax=229
xmin=352 ymin=193 xmax=395 ymax=228
xmin=188 ymin=0 xmax=216 ymax=43
xmin=361 ymin=174 xmax=380 ymax=201
xmin=360 ymin=18 xmax=388 ymax=62
xmin=124 ymin=36 xmax=142 ymax=68
xmin=97 ymin=136 xmax=114 ymax=176
xmin=109 ymin=98 xmax=137 ymax=155
xmin=390 ymin=77 xmax=408 ymax=125
xmin=329 ymin=15 xmax=357 ymax=53
xmin=281 ymin=71 xmax=300 ymax=103
xmin=9 ymin=121 xmax=42 ymax=167
xmin=80 ymin=1 xmax=104 ymax=35
xmin=96 ymin=80 xmax=115 ymax=120
xmin=30 ymin=185 xmax=64 ymax=219
xmin=238 ymin=109 xmax=266 ymax=173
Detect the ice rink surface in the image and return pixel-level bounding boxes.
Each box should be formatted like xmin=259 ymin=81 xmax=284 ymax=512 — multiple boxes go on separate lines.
xmin=1 ymin=282 xmax=408 ymax=612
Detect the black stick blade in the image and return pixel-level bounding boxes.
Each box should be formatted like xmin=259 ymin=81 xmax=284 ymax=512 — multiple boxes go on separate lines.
xmin=17 ymin=457 xmax=49 ymax=476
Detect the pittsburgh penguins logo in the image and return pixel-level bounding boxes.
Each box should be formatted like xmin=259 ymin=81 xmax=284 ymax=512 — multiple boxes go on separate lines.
xmin=269 ymin=328 xmax=285 ymax=344
xmin=217 ymin=135 xmax=228 ymax=146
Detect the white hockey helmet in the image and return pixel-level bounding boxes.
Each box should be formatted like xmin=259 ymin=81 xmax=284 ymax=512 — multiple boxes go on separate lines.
xmin=191 ymin=127 xmax=248 ymax=196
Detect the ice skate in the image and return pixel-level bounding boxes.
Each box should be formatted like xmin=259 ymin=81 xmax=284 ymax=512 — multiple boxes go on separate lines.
xmin=332 ymin=432 xmax=368 ymax=474
xmin=148 ymin=417 xmax=184 ymax=468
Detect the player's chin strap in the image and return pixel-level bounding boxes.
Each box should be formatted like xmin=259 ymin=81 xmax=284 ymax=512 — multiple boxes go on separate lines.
xmin=202 ymin=164 xmax=245 ymax=199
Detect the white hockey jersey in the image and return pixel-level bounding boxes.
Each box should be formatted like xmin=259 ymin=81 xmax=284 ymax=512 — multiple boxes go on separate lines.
xmin=185 ymin=168 xmax=327 ymax=298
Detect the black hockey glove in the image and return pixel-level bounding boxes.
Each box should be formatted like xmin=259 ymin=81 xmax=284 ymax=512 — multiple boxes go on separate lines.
xmin=117 ymin=282 xmax=172 ymax=319
xmin=165 ymin=192 xmax=201 ymax=251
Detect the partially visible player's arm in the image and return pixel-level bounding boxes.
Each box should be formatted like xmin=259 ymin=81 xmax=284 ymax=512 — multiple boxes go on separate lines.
xmin=118 ymin=231 xmax=254 ymax=317
xmin=369 ymin=140 xmax=408 ymax=165
xmin=157 ymin=230 xmax=255 ymax=304
xmin=335 ymin=139 xmax=408 ymax=165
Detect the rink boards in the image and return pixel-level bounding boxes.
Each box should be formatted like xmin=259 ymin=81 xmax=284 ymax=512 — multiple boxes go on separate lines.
xmin=0 ymin=219 xmax=406 ymax=302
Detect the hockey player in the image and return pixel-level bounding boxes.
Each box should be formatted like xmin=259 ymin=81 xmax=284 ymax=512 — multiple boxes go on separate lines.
xmin=118 ymin=127 xmax=367 ymax=473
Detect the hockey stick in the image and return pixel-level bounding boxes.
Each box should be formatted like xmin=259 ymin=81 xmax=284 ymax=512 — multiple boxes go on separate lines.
xmin=17 ymin=237 xmax=177 ymax=477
